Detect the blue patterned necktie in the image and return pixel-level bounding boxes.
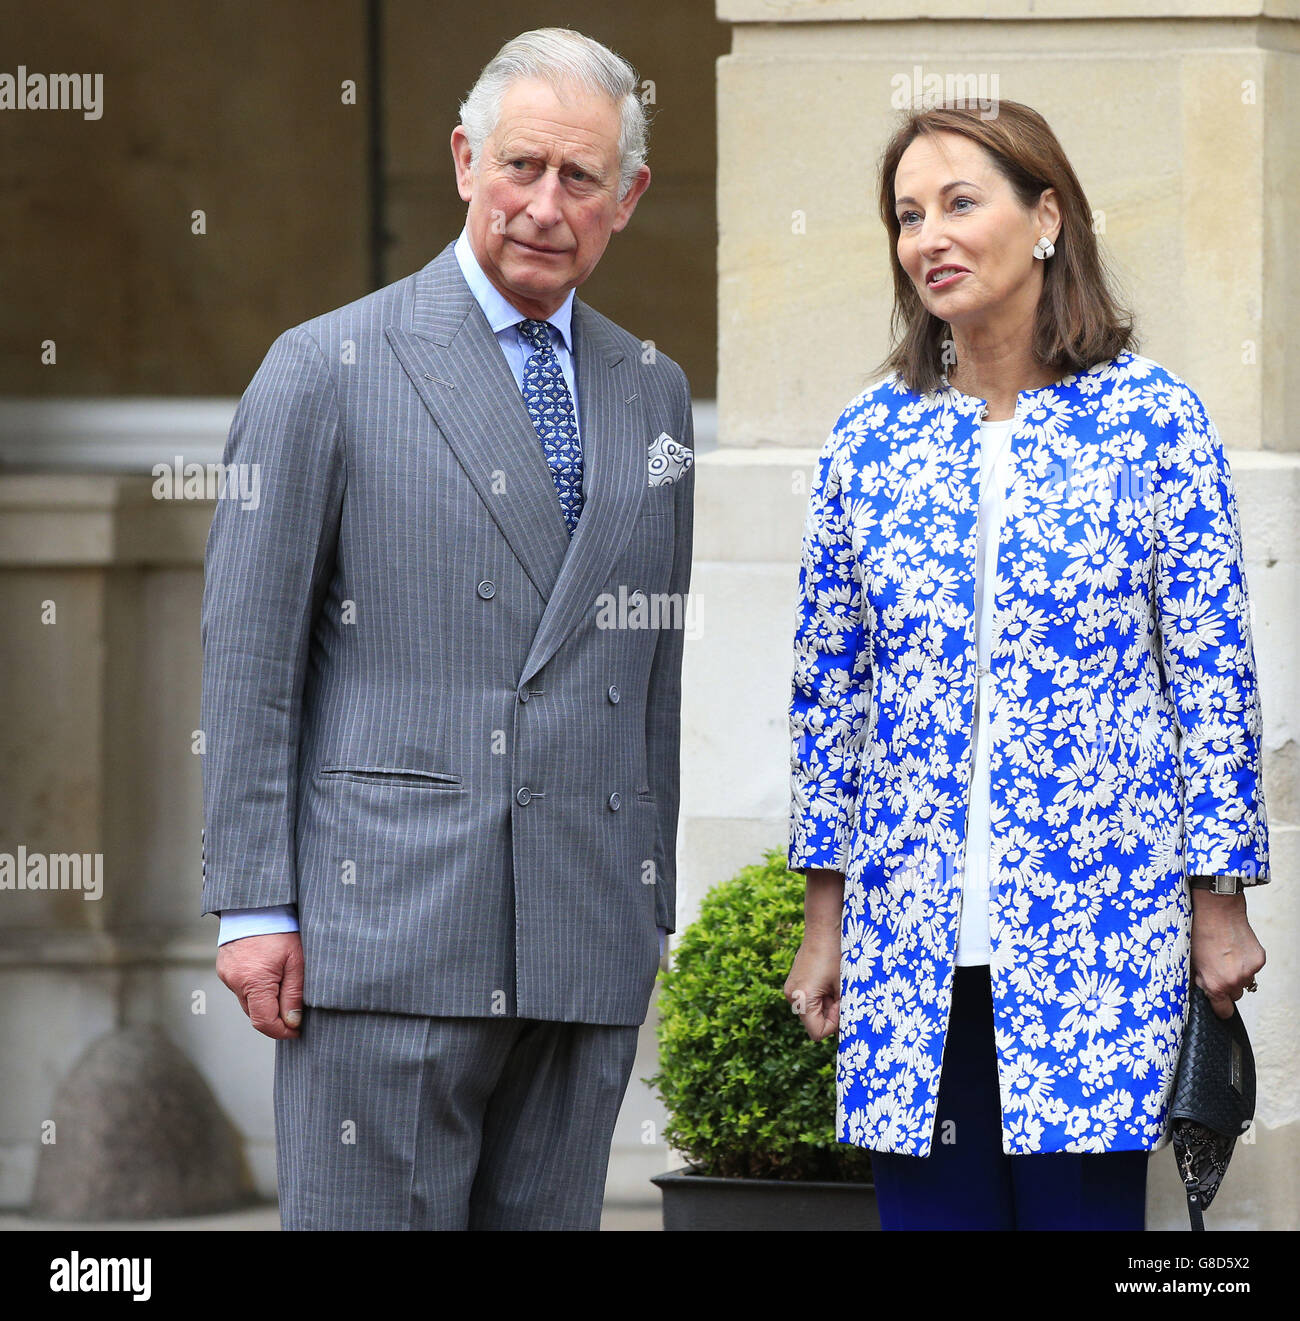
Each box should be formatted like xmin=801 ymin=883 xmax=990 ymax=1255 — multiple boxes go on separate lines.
xmin=518 ymin=317 xmax=584 ymax=535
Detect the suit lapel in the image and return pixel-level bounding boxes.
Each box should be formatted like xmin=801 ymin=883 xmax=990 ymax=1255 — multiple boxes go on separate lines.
xmin=386 ymin=245 xmax=571 ymax=601
xmin=519 ymin=300 xmax=645 ymax=687
xmin=387 ymin=245 xmax=647 ymax=684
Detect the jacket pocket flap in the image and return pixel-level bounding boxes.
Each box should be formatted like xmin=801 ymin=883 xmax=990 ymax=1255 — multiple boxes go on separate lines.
xmin=317 ymin=765 xmax=462 ymax=787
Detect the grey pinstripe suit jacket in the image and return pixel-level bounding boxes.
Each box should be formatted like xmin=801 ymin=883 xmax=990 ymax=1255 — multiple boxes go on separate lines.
xmin=199 ymin=242 xmax=694 ymax=1026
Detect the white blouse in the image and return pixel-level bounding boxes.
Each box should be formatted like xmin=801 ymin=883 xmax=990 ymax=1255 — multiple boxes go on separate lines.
xmin=956 ymin=415 xmax=1018 ymax=966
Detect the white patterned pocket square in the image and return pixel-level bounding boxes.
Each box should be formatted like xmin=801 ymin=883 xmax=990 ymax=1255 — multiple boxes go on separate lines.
xmin=647 ymin=431 xmax=693 ymax=487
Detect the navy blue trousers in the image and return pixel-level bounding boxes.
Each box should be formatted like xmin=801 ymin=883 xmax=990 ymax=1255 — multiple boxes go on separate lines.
xmin=868 ymin=965 xmax=1149 ymax=1230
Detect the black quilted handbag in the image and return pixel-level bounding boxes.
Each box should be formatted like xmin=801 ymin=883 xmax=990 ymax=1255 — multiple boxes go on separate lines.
xmin=1168 ymin=984 xmax=1256 ymax=1230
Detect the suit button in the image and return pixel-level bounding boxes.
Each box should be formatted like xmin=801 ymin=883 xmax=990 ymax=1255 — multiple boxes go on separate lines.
xmin=477 ymin=580 xmax=496 ymax=600
xmin=608 ymin=792 xmax=622 ymax=811
xmin=516 ymin=786 xmax=532 ymax=806
xmin=518 ymin=688 xmax=530 ymax=703
xmin=607 ymin=684 xmax=620 ymax=704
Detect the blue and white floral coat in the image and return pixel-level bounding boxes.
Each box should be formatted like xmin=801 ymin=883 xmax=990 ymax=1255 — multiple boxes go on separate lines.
xmin=788 ymin=351 xmax=1270 ymax=1156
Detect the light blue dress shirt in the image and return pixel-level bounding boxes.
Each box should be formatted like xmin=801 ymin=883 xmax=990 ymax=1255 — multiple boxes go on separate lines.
xmin=219 ymin=229 xmax=666 ymax=956
xmin=451 ymin=228 xmax=581 ymax=434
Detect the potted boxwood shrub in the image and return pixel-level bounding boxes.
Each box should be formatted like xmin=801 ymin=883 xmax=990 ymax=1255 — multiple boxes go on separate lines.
xmin=648 ymin=847 xmax=878 ymax=1230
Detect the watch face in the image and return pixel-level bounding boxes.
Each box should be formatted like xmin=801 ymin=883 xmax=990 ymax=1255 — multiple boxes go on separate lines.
xmin=1189 ymin=875 xmax=1240 ymax=893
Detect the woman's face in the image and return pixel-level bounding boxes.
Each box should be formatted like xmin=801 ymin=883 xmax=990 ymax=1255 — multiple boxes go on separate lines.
xmin=892 ymin=130 xmax=1057 ymax=333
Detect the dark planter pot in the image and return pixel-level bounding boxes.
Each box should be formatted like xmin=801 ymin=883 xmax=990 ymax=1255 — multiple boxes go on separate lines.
xmin=651 ymin=1166 xmax=880 ymax=1231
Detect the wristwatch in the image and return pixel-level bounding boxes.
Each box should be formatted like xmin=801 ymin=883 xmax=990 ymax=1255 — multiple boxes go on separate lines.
xmin=1188 ymin=875 xmax=1243 ymax=895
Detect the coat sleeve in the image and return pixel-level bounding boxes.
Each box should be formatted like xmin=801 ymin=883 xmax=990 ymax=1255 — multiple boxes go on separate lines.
xmin=1152 ymin=389 xmax=1269 ymax=884
xmin=643 ymin=366 xmax=695 ymax=933
xmin=788 ymin=423 xmax=872 ymax=875
xmin=199 ymin=326 xmax=347 ymax=914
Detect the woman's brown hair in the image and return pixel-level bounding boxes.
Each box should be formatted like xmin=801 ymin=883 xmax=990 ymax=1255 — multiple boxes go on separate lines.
xmin=873 ymin=101 xmax=1136 ymax=396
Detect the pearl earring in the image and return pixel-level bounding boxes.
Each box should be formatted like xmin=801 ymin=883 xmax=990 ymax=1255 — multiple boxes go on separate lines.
xmin=1033 ymin=235 xmax=1056 ymax=260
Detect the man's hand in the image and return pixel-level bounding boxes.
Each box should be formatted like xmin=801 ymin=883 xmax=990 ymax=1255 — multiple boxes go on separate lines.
xmin=216 ymin=932 xmax=305 ymax=1039
xmin=1190 ymin=890 xmax=1266 ymax=1021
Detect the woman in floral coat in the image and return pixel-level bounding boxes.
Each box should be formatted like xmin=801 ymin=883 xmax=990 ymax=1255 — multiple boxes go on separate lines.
xmin=784 ymin=101 xmax=1270 ymax=1231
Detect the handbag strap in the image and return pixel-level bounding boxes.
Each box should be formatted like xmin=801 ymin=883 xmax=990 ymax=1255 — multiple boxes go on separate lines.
xmin=1186 ymin=1189 xmax=1205 ymax=1232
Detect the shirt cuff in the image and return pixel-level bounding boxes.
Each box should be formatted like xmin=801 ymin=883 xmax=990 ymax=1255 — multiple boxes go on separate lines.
xmin=217 ymin=904 xmax=300 ymax=946
xmin=219 ymin=909 xmax=663 ymax=954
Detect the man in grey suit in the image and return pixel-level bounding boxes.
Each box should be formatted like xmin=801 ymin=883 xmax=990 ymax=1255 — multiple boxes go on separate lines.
xmin=201 ymin=28 xmax=694 ymax=1230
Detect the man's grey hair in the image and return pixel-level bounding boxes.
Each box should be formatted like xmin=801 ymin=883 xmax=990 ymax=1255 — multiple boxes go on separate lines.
xmin=458 ymin=28 xmax=649 ymax=201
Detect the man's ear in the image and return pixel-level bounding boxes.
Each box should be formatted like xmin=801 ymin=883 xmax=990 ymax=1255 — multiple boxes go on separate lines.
xmin=451 ymin=126 xmax=475 ymax=203
xmin=611 ymin=165 xmax=652 ymax=234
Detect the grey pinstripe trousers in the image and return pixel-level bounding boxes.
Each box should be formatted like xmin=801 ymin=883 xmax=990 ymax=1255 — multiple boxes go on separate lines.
xmin=274 ymin=1009 xmax=640 ymax=1230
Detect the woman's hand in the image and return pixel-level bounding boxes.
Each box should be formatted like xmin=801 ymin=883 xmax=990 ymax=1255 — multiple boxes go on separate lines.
xmin=785 ymin=867 xmax=845 ymax=1042
xmin=1190 ymin=889 xmax=1266 ymax=1020
xmin=784 ymin=938 xmax=842 ymax=1041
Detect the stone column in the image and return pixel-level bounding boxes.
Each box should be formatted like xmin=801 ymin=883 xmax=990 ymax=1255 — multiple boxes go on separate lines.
xmin=689 ymin=0 xmax=1299 ymax=1229
xmin=0 ymin=466 xmax=280 ymax=1209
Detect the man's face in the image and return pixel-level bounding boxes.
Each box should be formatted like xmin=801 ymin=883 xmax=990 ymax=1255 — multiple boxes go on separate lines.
xmin=452 ymin=78 xmax=651 ymax=319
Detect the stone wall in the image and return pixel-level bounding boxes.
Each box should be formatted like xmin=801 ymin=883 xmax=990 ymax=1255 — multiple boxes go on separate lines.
xmin=0 ymin=0 xmax=725 ymax=397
